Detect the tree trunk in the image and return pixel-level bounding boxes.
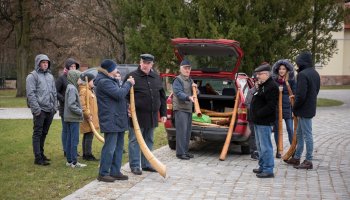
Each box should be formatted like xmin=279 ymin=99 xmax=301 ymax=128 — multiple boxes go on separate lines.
xmin=15 ymin=0 xmax=32 ymax=97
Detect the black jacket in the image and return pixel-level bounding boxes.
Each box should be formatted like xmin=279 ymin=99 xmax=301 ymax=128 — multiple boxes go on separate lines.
xmin=56 ymin=74 xmax=68 ymax=116
xmin=293 ymin=52 xmax=320 ymax=118
xmin=251 ymin=77 xmax=279 ymax=125
xmin=125 ymin=67 xmax=167 ymax=128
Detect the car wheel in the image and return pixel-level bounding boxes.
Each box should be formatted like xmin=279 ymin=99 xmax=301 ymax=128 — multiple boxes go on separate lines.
xmin=168 ymin=140 xmax=176 ymax=150
xmin=241 ymin=145 xmax=250 ymax=154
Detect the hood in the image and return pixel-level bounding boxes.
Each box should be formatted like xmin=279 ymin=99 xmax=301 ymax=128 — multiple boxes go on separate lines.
xmin=94 ymin=67 xmax=114 ymax=86
xmin=67 ymin=70 xmax=81 ymax=89
xmin=296 ymin=52 xmax=313 ymax=72
xmin=34 ymin=54 xmax=51 ymax=71
xmin=65 ymin=58 xmax=80 ymax=70
xmin=272 ymin=59 xmax=295 ymax=80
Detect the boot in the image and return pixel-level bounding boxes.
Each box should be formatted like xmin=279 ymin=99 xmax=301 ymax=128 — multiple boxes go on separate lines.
xmin=284 ymin=157 xmax=300 ymax=166
xmin=294 ymin=160 xmax=313 ymax=170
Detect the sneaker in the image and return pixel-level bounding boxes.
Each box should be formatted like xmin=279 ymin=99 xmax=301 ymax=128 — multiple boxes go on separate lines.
xmin=65 ymin=162 xmax=72 ymax=167
xmin=97 ymin=175 xmax=115 ymax=182
xmin=71 ymin=162 xmax=87 ymax=168
xmin=111 ymin=173 xmax=128 ymax=180
xmin=294 ymin=160 xmax=313 ymax=170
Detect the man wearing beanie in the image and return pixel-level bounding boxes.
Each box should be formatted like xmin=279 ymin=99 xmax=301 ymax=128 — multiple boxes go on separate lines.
xmin=56 ymin=58 xmax=80 ymax=157
xmin=64 ymin=70 xmax=86 ymax=168
xmin=95 ymin=59 xmax=135 ymax=182
xmin=285 ymin=51 xmax=320 ymax=170
xmin=172 ymin=59 xmax=197 ymax=160
xmin=251 ymin=63 xmax=278 ymax=178
xmin=125 ymin=54 xmax=167 ymax=175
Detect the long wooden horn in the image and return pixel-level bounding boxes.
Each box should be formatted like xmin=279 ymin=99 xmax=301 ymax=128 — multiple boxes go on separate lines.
xmin=85 ymin=76 xmax=105 ymax=143
xmin=219 ymin=88 xmax=240 ymax=161
xmin=130 ymin=85 xmax=167 ymax=178
xmin=282 ymin=80 xmax=298 ymax=161
xmin=192 ymin=86 xmax=202 ymax=117
xmin=277 ymin=86 xmax=283 ymax=156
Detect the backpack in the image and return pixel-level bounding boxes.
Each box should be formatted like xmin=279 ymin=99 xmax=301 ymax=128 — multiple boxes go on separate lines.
xmin=27 ymin=70 xmax=39 ymax=108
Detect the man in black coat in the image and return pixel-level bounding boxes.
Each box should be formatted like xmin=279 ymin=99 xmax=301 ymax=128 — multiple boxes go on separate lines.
xmin=251 ymin=63 xmax=279 ymax=178
xmin=285 ymin=51 xmax=320 ymax=169
xmin=125 ymin=54 xmax=167 ymax=175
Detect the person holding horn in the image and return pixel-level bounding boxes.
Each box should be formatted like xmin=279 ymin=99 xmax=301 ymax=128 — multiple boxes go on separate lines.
xmin=78 ymin=72 xmax=99 ymax=161
xmin=271 ymin=59 xmax=296 ymax=158
xmin=251 ymin=63 xmax=278 ymax=178
xmin=95 ymin=59 xmax=135 ymax=182
xmin=125 ymin=54 xmax=167 ymax=175
xmin=172 ymin=60 xmax=198 ymax=160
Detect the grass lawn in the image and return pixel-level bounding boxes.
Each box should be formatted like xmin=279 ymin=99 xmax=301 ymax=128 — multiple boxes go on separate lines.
xmin=0 ymin=119 xmax=168 ymax=199
xmin=0 ymin=89 xmax=26 ymax=107
xmin=317 ymin=98 xmax=343 ymax=107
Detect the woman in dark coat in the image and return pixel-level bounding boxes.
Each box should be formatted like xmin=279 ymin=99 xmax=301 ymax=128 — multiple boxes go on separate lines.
xmin=272 ymin=59 xmax=296 ymax=158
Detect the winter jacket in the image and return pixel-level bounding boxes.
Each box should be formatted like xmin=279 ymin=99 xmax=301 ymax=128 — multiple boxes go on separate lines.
xmin=79 ymin=84 xmax=99 ymax=134
xmin=95 ymin=68 xmax=132 ymax=133
xmin=125 ymin=67 xmax=166 ymax=128
xmin=251 ymin=77 xmax=279 ymax=125
xmin=64 ymin=70 xmax=83 ymax=122
xmin=172 ymin=74 xmax=194 ymax=113
xmin=26 ymin=54 xmax=57 ymax=116
xmin=293 ymin=52 xmax=320 ymax=118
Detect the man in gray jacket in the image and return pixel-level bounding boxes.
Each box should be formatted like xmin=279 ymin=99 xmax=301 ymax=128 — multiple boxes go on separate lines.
xmin=26 ymin=54 xmax=57 ymax=166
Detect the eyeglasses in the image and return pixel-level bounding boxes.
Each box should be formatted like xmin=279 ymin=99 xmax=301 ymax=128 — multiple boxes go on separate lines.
xmin=256 ymin=72 xmax=268 ymax=76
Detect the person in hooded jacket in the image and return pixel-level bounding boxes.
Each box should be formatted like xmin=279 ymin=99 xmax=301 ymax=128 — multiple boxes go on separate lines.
xmin=56 ymin=58 xmax=80 ymax=157
xmin=64 ymin=70 xmax=86 ymax=168
xmin=284 ymin=51 xmax=320 ymax=170
xmin=271 ymin=59 xmax=296 ymax=158
xmin=26 ymin=54 xmax=58 ymax=166
xmin=95 ymin=59 xmax=135 ymax=183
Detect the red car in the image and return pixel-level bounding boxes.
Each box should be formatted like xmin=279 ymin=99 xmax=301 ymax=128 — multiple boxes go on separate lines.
xmin=161 ymin=38 xmax=254 ymax=154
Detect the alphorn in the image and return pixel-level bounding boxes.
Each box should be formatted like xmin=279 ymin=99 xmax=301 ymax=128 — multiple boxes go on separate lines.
xmin=282 ymin=80 xmax=298 ymax=161
xmin=192 ymin=86 xmax=202 ymax=117
xmin=277 ymin=86 xmax=283 ymax=155
xmin=130 ymin=85 xmax=167 ymax=178
xmin=85 ymin=76 xmax=105 ymax=143
xmin=219 ymin=89 xmax=240 ymax=161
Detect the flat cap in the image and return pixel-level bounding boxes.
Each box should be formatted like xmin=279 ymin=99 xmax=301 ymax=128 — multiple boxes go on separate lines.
xmin=180 ymin=59 xmax=191 ymax=67
xmin=254 ymin=63 xmax=271 ymax=73
xmin=140 ymin=54 xmax=154 ymax=62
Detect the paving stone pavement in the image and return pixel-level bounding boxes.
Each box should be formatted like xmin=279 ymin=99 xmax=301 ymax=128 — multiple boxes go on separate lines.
xmin=1 ymin=90 xmax=349 ymax=200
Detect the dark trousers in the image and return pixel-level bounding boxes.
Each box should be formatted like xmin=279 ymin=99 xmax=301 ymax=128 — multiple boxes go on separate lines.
xmin=248 ymin=121 xmax=257 ymax=153
xmin=174 ymin=110 xmax=192 ymax=156
xmin=82 ymin=132 xmax=94 ymax=156
xmin=32 ymin=111 xmax=54 ymax=160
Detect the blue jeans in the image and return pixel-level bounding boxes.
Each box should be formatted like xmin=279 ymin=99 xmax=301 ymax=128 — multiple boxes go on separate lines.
xmin=66 ymin=122 xmax=80 ymax=164
xmin=61 ymin=117 xmax=68 ymax=153
xmin=128 ymin=127 xmax=154 ymax=169
xmin=274 ymin=118 xmax=293 ymax=145
xmin=254 ymin=124 xmax=274 ymax=174
xmin=99 ymin=132 xmax=125 ymax=176
xmin=294 ymin=117 xmax=313 ymax=161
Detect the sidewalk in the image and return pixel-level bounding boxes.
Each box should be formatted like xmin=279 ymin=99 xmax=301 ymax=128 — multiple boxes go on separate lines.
xmin=0 ymin=107 xmax=60 ymax=119
xmin=62 ymin=90 xmax=350 ymax=200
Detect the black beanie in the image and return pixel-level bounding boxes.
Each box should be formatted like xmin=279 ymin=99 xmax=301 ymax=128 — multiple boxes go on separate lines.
xmin=101 ymin=59 xmax=117 ymax=73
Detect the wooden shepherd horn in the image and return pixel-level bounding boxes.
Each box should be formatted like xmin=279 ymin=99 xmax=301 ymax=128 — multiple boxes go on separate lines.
xmin=192 ymin=85 xmax=202 ymax=117
xmin=130 ymin=82 xmax=166 ymax=178
xmin=85 ymin=76 xmax=105 ymax=143
xmin=277 ymin=85 xmax=283 ymax=156
xmin=219 ymin=88 xmax=240 ymax=161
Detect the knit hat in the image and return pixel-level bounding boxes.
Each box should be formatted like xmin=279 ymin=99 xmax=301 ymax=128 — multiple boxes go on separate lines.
xmin=140 ymin=54 xmax=155 ymax=62
xmin=101 ymin=59 xmax=117 ymax=73
xmin=65 ymin=58 xmax=80 ymax=70
xmin=254 ymin=63 xmax=271 ymax=73
xmin=80 ymin=72 xmax=95 ymax=82
xmin=180 ymin=59 xmax=191 ymax=67
xmin=67 ymin=70 xmax=81 ymax=89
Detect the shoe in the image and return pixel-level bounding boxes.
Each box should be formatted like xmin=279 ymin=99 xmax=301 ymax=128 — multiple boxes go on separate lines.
xmin=131 ymin=168 xmax=142 ymax=175
xmin=34 ymin=159 xmax=50 ymax=166
xmin=253 ymin=168 xmax=262 ymax=174
xmin=71 ymin=162 xmax=87 ymax=168
xmin=186 ymin=153 xmax=194 ymax=158
xmin=64 ymin=152 xmax=66 ymax=157
xmin=65 ymin=162 xmax=72 ymax=167
xmin=97 ymin=175 xmax=115 ymax=182
xmin=142 ymin=167 xmax=157 ymax=172
xmin=275 ymin=152 xmax=281 ymax=159
xmin=83 ymin=155 xmax=99 ymax=161
xmin=111 ymin=173 xmax=129 ymax=180
xmin=294 ymin=160 xmax=313 ymax=170
xmin=251 ymin=151 xmax=259 ymax=160
xmin=256 ymin=172 xmax=274 ymax=178
xmin=42 ymin=155 xmax=51 ymax=162
xmin=176 ymin=154 xmax=190 ymax=160
xmin=284 ymin=157 xmax=300 ymax=166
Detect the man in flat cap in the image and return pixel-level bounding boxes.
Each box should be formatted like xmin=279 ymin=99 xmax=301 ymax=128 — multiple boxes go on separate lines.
xmin=250 ymin=63 xmax=278 ymax=178
xmin=125 ymin=54 xmax=167 ymax=175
